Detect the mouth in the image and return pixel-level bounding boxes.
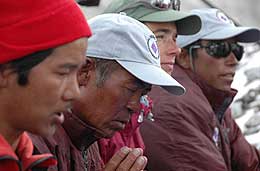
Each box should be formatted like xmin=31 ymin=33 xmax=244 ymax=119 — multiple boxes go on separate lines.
xmin=220 ymin=73 xmax=235 ymax=81
xmin=52 ymin=110 xmax=66 ymax=125
xmin=161 ymin=62 xmax=174 ymax=73
xmin=113 ymin=120 xmax=129 ymax=130
xmin=161 ymin=61 xmax=175 ymax=65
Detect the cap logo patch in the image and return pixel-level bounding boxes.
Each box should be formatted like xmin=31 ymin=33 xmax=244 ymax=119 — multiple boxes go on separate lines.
xmin=147 ymin=35 xmax=159 ymax=59
xmin=216 ymin=11 xmax=233 ymax=25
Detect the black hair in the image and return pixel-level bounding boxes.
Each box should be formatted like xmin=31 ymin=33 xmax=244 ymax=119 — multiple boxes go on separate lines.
xmin=9 ymin=49 xmax=53 ymax=86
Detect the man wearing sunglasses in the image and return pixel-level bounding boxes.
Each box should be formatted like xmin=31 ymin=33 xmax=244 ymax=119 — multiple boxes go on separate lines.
xmin=141 ymin=8 xmax=260 ymax=171
xmin=97 ymin=0 xmax=202 ymax=164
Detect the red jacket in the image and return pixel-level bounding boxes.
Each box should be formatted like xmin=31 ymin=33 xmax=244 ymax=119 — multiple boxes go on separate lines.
xmin=0 ymin=132 xmax=56 ymax=171
xmin=141 ymin=65 xmax=260 ymax=171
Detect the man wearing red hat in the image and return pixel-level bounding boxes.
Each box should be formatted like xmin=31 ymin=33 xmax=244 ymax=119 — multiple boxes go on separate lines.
xmin=0 ymin=0 xmax=91 ymax=170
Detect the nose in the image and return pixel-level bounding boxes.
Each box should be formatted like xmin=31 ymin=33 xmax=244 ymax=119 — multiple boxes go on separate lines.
xmin=62 ymin=75 xmax=81 ymax=101
xmin=226 ymin=52 xmax=239 ymax=66
xmin=167 ymin=38 xmax=180 ymax=60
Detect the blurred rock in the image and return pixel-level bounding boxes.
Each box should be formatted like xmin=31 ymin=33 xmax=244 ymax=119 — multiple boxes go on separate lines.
xmin=243 ymin=111 xmax=260 ymax=136
xmin=244 ymin=67 xmax=260 ymax=85
xmin=232 ymin=85 xmax=260 ymax=119
xmin=245 ymin=111 xmax=260 ymax=128
xmin=244 ymin=125 xmax=260 ymax=136
xmin=232 ymin=100 xmax=245 ymax=119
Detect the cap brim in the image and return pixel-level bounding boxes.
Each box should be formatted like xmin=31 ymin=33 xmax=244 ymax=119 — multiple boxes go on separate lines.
xmin=138 ymin=10 xmax=201 ymax=35
xmin=117 ymin=60 xmax=185 ymax=95
xmin=203 ymin=27 xmax=260 ymax=42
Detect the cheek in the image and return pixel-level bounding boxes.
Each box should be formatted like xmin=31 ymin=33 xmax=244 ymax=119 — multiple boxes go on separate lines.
xmin=197 ymin=62 xmax=222 ymax=87
xmin=102 ymin=97 xmax=130 ymax=123
xmin=8 ymin=94 xmax=50 ymax=133
xmin=157 ymin=42 xmax=166 ymax=56
xmin=106 ymin=89 xmax=131 ymax=110
xmin=86 ymin=96 xmax=125 ymax=128
xmin=36 ymin=78 xmax=64 ymax=104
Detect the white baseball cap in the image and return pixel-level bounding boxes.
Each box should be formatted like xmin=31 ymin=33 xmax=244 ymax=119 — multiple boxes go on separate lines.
xmin=87 ymin=13 xmax=185 ymax=95
xmin=177 ymin=8 xmax=260 ymax=48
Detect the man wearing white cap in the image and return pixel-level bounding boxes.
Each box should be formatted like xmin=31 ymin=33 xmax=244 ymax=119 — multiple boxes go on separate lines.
xmin=141 ymin=8 xmax=260 ymax=171
xmin=31 ymin=13 xmax=185 ymax=171
xmin=99 ymin=0 xmax=201 ymax=163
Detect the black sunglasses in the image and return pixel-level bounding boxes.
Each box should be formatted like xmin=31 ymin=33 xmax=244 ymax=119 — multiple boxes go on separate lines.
xmin=151 ymin=0 xmax=181 ymax=11
xmin=189 ymin=41 xmax=244 ymax=61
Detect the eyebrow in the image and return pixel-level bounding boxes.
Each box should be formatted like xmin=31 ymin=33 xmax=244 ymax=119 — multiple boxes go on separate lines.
xmin=153 ymin=28 xmax=171 ymax=34
xmin=57 ymin=63 xmax=81 ymax=70
xmin=153 ymin=29 xmax=178 ymax=38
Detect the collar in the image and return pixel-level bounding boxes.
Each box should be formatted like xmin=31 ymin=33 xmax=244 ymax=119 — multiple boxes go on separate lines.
xmin=176 ymin=65 xmax=237 ymax=121
xmin=0 ymin=132 xmax=57 ymax=171
xmin=0 ymin=134 xmax=20 ymax=171
xmin=62 ymin=111 xmax=99 ymax=151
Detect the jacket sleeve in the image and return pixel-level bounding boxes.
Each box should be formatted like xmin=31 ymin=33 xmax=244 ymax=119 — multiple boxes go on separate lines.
xmin=140 ymin=98 xmax=229 ymax=171
xmin=226 ymin=111 xmax=260 ymax=171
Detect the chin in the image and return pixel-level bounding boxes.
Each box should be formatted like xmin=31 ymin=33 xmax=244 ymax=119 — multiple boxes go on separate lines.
xmin=40 ymin=125 xmax=57 ymax=137
xmin=163 ymin=68 xmax=172 ymax=74
xmin=103 ymin=133 xmax=114 ymax=139
xmin=218 ymin=86 xmax=232 ymax=92
xmin=102 ymin=130 xmax=116 ymax=139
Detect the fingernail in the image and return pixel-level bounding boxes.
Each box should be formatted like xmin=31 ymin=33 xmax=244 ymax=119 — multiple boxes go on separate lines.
xmin=121 ymin=147 xmax=130 ymax=154
xmin=132 ymin=148 xmax=141 ymax=156
xmin=137 ymin=157 xmax=145 ymax=165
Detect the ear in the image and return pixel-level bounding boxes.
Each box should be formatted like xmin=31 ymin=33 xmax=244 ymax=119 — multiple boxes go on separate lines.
xmin=176 ymin=48 xmax=191 ymax=69
xmin=0 ymin=67 xmax=14 ymax=88
xmin=77 ymin=57 xmax=95 ymax=87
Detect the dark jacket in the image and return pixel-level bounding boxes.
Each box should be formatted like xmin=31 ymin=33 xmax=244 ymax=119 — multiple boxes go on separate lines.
xmin=140 ymin=64 xmax=260 ymax=171
xmin=30 ymin=112 xmax=104 ymax=171
xmin=0 ymin=132 xmax=56 ymax=171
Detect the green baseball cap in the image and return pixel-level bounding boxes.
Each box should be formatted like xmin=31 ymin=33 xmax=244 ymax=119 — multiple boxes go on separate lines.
xmin=104 ymin=0 xmax=201 ymax=35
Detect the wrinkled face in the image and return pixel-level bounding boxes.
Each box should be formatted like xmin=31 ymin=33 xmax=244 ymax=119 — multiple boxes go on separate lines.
xmin=145 ymin=22 xmax=180 ymax=74
xmin=2 ymin=38 xmax=87 ymax=137
xmin=192 ymin=39 xmax=239 ymax=91
xmin=73 ymin=62 xmax=151 ymax=138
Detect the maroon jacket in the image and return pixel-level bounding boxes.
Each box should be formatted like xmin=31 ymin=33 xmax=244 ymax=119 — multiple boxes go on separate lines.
xmin=0 ymin=132 xmax=57 ymax=171
xmin=141 ymin=65 xmax=260 ymax=171
xmin=30 ymin=112 xmax=104 ymax=171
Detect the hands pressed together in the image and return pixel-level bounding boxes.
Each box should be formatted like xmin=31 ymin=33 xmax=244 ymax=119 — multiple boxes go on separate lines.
xmin=104 ymin=147 xmax=147 ymax=171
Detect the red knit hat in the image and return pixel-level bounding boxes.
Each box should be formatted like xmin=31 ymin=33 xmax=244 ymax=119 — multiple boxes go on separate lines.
xmin=0 ymin=0 xmax=92 ymax=64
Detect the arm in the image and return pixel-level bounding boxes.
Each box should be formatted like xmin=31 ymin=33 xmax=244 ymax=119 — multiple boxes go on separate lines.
xmin=140 ymin=89 xmax=229 ymax=171
xmin=141 ymin=115 xmax=228 ymax=171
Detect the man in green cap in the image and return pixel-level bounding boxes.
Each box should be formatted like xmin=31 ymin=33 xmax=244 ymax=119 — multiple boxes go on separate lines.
xmin=98 ymin=0 xmax=202 ymax=165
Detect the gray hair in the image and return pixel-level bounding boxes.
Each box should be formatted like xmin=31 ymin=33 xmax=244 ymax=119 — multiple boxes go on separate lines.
xmin=92 ymin=58 xmax=121 ymax=87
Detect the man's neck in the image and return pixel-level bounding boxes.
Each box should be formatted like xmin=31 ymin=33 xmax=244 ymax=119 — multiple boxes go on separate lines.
xmin=0 ymin=123 xmax=21 ymax=150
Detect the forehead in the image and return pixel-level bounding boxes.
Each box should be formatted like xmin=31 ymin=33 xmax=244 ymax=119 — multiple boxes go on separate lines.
xmin=44 ymin=38 xmax=87 ymax=65
xmin=145 ymin=22 xmax=177 ymax=32
xmin=52 ymin=38 xmax=88 ymax=56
